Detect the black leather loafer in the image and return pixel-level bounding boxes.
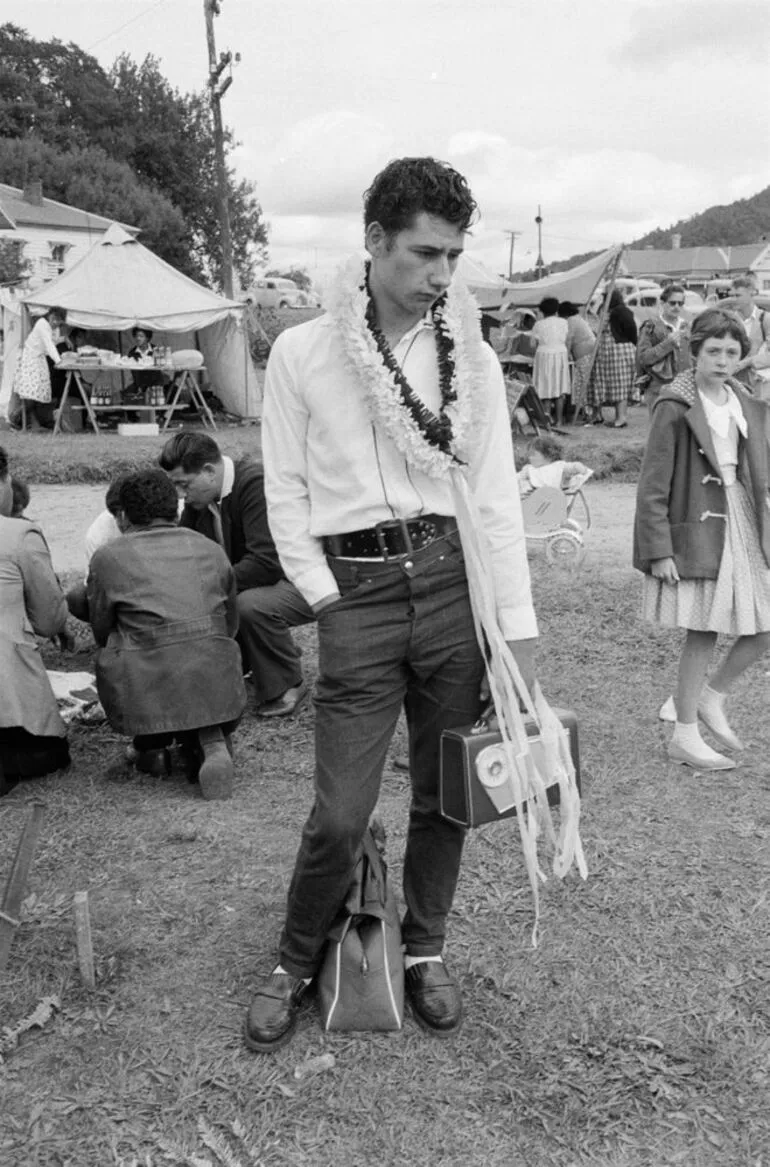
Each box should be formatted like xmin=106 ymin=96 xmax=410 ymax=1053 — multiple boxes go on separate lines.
xmin=243 ymin=973 xmax=309 ymax=1052
xmin=135 ymin=748 xmax=171 ymax=778
xmin=405 ymin=961 xmax=463 ymax=1036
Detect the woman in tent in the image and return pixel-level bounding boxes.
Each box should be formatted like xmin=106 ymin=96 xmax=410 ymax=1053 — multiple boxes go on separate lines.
xmin=13 ymin=307 xmax=67 ymax=430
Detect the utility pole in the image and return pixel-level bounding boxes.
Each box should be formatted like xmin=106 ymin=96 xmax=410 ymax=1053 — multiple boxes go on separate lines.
xmin=204 ymin=0 xmax=235 ymax=298
xmin=535 ymin=206 xmax=544 ymax=280
xmin=504 ymin=230 xmax=522 ymax=279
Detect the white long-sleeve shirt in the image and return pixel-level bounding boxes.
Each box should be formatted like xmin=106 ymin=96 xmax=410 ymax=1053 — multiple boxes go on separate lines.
xmin=262 ymin=311 xmax=538 ymax=641
xmin=26 ymin=317 xmax=61 ymax=364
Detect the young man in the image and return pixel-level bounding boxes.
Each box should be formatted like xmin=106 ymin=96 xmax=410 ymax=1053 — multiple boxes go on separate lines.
xmin=158 ymin=432 xmax=315 ymax=717
xmin=246 ymin=157 xmax=538 ymax=1051
xmin=636 ymin=283 xmax=691 ymax=411
xmin=87 ymin=470 xmax=247 ymax=799
xmin=730 ymin=276 xmax=770 ymax=396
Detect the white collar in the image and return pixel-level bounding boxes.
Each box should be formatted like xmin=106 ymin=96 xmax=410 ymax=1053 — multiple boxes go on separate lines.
xmin=659 ymin=313 xmax=683 ymax=332
xmin=219 ymin=455 xmax=235 ymax=502
xmin=699 ymin=384 xmax=748 ymax=440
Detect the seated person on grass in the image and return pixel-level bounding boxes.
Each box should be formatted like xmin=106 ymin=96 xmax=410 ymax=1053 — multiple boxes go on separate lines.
xmin=66 ymin=475 xmax=129 ymax=623
xmin=0 ymin=446 xmax=71 ymax=798
xmin=517 ymin=435 xmax=592 ymax=497
xmin=87 ymin=469 xmax=247 ymax=801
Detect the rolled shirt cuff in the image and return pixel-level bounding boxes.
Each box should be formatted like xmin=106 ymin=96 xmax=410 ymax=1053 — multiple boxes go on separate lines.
xmin=499 ymin=605 xmax=539 ymax=642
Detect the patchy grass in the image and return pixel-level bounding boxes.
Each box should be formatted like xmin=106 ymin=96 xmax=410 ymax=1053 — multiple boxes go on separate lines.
xmin=2 ymin=558 xmax=769 ymax=1166
xmin=1 ymin=425 xmax=265 ymax=486
xmin=4 ymin=402 xmax=648 ymax=487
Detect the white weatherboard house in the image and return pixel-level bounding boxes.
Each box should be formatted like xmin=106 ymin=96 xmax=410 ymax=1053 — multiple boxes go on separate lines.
xmin=0 ymin=183 xmax=141 ymax=417
xmin=0 ymin=181 xmax=139 ymax=285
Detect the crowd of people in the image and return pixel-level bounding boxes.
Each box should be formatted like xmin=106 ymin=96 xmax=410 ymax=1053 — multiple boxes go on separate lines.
xmin=498 ymin=272 xmax=770 ymax=431
xmin=2 ymin=157 xmax=769 ymax=1052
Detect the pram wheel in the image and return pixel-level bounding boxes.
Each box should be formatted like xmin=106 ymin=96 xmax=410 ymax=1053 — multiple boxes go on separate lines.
xmin=546 ymin=533 xmax=585 ymax=568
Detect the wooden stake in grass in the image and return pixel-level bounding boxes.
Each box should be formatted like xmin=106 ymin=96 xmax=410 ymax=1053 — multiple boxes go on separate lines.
xmin=73 ymin=891 xmax=96 ymax=990
xmin=0 ymin=801 xmax=46 ymax=973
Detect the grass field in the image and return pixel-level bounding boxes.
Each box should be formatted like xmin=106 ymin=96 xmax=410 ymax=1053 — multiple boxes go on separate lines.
xmin=0 ymin=397 xmax=648 ymax=486
xmin=1 ymin=540 xmax=769 ymax=1165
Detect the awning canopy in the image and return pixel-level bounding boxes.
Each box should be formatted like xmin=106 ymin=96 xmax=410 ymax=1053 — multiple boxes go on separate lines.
xmin=21 ymin=223 xmax=245 ymax=332
xmin=454 ymin=253 xmax=512 ymax=310
xmin=500 ymin=245 xmax=623 ymax=310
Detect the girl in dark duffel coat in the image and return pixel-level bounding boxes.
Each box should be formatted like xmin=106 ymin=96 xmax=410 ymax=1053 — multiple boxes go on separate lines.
xmin=633 ymin=309 xmax=770 ymax=771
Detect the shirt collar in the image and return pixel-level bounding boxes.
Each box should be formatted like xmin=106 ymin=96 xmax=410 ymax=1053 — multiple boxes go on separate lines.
xmin=219 ymin=455 xmax=235 ymax=502
xmin=699 ymin=384 xmax=748 ymax=439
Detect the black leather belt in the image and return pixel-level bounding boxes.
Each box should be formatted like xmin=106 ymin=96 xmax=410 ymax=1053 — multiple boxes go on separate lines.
xmin=323 ymin=514 xmax=457 ymax=560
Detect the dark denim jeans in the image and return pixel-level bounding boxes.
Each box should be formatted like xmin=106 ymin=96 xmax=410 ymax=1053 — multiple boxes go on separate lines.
xmin=278 ymin=532 xmax=485 ymax=978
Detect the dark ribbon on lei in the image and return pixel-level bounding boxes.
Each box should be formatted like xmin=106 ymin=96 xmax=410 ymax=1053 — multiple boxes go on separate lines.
xmin=363 ymin=275 xmax=464 ymax=462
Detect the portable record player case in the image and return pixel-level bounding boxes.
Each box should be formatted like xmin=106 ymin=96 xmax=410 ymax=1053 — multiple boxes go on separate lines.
xmin=440 ymin=707 xmax=581 ymax=828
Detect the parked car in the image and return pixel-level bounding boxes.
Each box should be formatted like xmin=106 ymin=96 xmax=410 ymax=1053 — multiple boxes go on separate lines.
xmin=243 ymin=277 xmax=303 ymax=310
xmin=626 ymin=287 xmax=706 ymax=325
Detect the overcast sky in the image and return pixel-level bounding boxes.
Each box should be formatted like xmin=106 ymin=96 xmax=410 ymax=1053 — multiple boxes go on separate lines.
xmin=14 ymin=0 xmax=770 ymax=284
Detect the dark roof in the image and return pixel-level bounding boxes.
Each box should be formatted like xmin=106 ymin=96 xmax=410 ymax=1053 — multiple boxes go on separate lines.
xmin=0 ymin=184 xmax=138 ymax=234
xmin=625 ymin=243 xmax=769 ymax=278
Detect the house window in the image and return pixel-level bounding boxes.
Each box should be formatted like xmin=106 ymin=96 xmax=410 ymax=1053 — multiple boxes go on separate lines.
xmin=762 ymin=278 xmax=770 ymax=291
xmin=48 ymin=242 xmax=71 ymax=274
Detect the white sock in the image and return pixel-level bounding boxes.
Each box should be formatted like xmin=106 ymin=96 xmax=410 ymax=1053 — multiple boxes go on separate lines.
xmin=700 ymin=686 xmax=729 ymax=727
xmin=699 ymin=686 xmax=743 ymax=748
xmin=671 ymin=721 xmax=702 ymax=749
xmin=273 ymin=964 xmax=312 ymax=985
xmin=404 ymin=954 xmax=443 ymax=970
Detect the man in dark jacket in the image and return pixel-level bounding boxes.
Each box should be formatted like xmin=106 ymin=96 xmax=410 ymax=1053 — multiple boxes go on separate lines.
xmin=159 ymin=431 xmax=315 ymax=716
xmin=636 ymin=284 xmax=691 ymax=411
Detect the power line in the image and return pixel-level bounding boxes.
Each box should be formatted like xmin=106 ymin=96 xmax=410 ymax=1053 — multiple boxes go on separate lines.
xmin=86 ymin=0 xmax=170 ymax=53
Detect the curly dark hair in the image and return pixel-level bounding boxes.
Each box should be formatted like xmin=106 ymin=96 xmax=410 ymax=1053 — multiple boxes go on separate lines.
xmin=539 ymin=297 xmax=559 ymax=317
xmin=105 ymin=473 xmax=133 ymax=516
xmin=363 ymin=157 xmax=478 ymax=236
xmin=689 ymin=309 xmax=750 ymax=360
xmin=158 ymin=430 xmax=222 ymax=474
xmin=119 ymin=470 xmax=179 ymax=527
xmin=528 ymin=435 xmax=564 ymax=463
xmin=557 ymin=301 xmax=579 ymax=318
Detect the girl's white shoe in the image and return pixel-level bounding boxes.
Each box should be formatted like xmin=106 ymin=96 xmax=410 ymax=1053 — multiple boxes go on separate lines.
xmin=697 ymin=687 xmax=745 ymax=752
xmin=659 ymin=691 xmax=744 ymax=752
xmin=668 ymin=722 xmax=736 ymax=771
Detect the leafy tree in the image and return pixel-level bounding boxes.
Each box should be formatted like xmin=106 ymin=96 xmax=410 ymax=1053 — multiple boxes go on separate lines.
xmin=109 ymin=55 xmax=268 ymax=290
xmin=0 ymin=23 xmax=122 ymax=155
xmin=0 ymin=237 xmax=30 ymax=286
xmin=0 ymin=24 xmax=269 ymax=289
xmin=0 ymin=137 xmax=192 ymax=276
xmin=632 ymin=186 xmax=770 ymax=249
xmin=266 ymin=267 xmax=312 ymax=291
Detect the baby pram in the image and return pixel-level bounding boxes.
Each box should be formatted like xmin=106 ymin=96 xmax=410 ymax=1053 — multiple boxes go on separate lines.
xmin=520 ymin=468 xmax=594 ymax=566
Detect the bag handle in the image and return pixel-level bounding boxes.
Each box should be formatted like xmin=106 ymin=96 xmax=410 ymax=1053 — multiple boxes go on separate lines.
xmin=361 ymin=827 xmax=386 ymax=907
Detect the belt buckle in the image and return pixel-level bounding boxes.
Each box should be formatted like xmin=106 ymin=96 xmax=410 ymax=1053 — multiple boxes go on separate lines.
xmin=375 ymin=518 xmax=413 ymax=560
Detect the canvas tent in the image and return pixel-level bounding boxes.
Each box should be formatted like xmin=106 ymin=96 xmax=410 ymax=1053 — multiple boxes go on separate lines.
xmin=14 ymin=224 xmax=260 ymax=417
xmin=500 ymin=245 xmax=623 ymax=310
xmin=454 ymin=254 xmax=512 ymax=309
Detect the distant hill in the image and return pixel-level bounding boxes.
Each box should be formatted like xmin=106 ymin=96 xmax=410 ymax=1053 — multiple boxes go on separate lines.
xmin=510 ymin=185 xmax=770 ymax=282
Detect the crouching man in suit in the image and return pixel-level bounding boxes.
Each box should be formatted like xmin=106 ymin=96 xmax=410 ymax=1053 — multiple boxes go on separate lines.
xmin=158 ymin=431 xmax=316 ymax=717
